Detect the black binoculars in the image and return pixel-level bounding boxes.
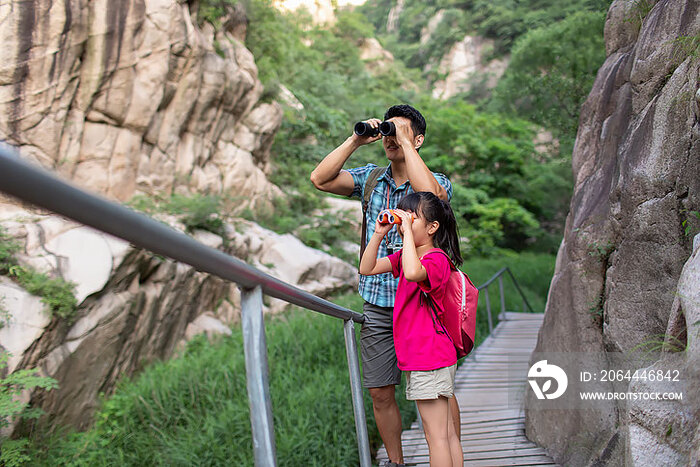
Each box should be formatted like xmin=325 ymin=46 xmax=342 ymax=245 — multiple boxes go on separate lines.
xmin=354 ymin=121 xmax=396 ymax=137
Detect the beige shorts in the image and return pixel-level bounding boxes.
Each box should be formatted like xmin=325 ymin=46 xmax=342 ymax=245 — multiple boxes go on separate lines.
xmin=405 ymin=364 xmax=457 ymax=401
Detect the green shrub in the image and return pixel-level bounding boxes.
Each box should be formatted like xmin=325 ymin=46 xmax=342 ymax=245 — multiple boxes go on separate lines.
xmin=129 ymin=194 xmax=227 ymax=238
xmin=1 ymin=352 xmax=59 ymax=467
xmin=0 ymin=228 xmax=78 ymax=321
xmin=12 ymin=268 xmax=78 ymax=321
xmin=488 ymin=10 xmax=607 ymax=147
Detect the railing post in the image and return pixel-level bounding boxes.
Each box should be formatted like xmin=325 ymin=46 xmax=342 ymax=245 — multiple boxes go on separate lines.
xmin=498 ymin=275 xmax=506 ymax=321
xmin=484 ymin=287 xmax=493 ymax=334
xmin=343 ymin=319 xmax=372 ymax=467
xmin=240 ymin=285 xmax=277 ymax=467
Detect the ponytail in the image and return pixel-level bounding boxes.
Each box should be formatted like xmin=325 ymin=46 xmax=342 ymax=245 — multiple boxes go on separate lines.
xmin=435 ymin=199 xmax=463 ymax=267
xmin=397 ymin=191 xmax=463 ymax=267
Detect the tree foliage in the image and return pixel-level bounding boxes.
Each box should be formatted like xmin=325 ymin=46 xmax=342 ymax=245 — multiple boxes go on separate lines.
xmin=488 ymin=10 xmax=607 ymax=146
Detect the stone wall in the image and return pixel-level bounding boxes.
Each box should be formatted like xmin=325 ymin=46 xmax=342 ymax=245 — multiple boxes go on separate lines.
xmin=525 ymin=0 xmax=700 ymax=465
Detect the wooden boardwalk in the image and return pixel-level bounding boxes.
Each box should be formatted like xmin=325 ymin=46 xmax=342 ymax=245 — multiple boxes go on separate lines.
xmin=377 ymin=312 xmax=559 ymax=466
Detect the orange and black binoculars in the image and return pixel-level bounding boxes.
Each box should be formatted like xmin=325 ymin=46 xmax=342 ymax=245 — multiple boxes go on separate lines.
xmin=377 ymin=209 xmax=413 ymax=225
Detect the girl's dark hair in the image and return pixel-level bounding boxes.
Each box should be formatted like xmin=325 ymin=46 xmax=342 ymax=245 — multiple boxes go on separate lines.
xmin=397 ymin=192 xmax=463 ymax=266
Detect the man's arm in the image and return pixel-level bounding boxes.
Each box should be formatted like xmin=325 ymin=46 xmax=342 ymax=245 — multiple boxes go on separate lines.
xmin=310 ymin=120 xmax=381 ymax=196
xmin=404 ymin=148 xmax=448 ymax=200
xmin=392 ymin=119 xmax=448 ymax=200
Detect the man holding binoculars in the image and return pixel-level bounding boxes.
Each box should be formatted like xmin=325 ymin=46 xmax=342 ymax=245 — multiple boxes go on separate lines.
xmin=310 ymin=104 xmax=458 ymax=467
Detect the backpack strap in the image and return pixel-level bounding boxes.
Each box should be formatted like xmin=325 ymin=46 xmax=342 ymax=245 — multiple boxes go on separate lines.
xmin=420 ymin=248 xmax=457 ymax=270
xmin=359 ymin=166 xmax=388 ymax=266
xmin=420 ymin=249 xmax=458 ymax=341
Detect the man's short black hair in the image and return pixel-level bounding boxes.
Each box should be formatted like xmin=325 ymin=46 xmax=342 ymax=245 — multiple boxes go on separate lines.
xmin=384 ymin=104 xmax=426 ymax=137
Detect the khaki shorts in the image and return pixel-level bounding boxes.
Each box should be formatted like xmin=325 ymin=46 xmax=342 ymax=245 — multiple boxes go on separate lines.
xmin=405 ymin=364 xmax=457 ymax=401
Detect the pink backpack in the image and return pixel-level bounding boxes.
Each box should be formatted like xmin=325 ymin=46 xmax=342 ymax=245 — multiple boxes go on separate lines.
xmin=421 ymin=249 xmax=478 ymax=358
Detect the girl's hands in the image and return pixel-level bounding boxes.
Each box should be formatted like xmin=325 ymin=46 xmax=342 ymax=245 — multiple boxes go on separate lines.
xmin=373 ymin=218 xmax=393 ymax=238
xmin=393 ymin=209 xmax=414 ymax=231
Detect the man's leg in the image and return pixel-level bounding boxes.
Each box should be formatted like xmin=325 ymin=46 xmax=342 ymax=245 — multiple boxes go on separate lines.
xmin=449 ymin=396 xmax=461 ymax=440
xmin=447 ymin=397 xmax=463 ymax=466
xmin=360 ymin=303 xmax=404 ymax=465
xmin=369 ymin=385 xmax=403 ymax=464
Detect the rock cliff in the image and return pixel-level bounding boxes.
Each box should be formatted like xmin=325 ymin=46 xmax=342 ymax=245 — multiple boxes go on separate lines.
xmin=525 ymin=0 xmax=700 ymax=465
xmin=0 ymin=0 xmax=282 ymax=205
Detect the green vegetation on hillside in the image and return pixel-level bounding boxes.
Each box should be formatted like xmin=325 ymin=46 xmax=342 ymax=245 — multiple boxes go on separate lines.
xmin=360 ymin=0 xmax=610 ymax=67
xmin=488 ymin=10 xmax=607 ymax=150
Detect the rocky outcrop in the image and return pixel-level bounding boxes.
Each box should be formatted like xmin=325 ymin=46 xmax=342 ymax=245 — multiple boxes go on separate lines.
xmin=0 ymin=0 xmax=282 ymax=207
xmin=418 ymin=11 xmax=509 ymax=100
xmin=525 ymin=0 xmax=700 ymax=465
xmin=359 ymin=38 xmax=395 ymax=74
xmin=430 ymin=35 xmax=508 ymax=100
xmin=0 ymin=206 xmax=358 ymax=431
xmin=272 ymin=0 xmax=367 ymax=25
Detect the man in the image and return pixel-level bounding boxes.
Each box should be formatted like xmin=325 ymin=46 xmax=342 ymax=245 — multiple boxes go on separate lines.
xmin=310 ymin=104 xmax=460 ymax=467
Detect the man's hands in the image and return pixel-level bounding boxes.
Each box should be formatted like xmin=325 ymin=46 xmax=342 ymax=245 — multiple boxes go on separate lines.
xmin=353 ymin=118 xmax=382 ymax=146
xmin=387 ymin=118 xmax=415 ymax=149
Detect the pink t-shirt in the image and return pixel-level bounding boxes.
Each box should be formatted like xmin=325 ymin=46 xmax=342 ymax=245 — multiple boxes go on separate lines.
xmin=387 ymin=249 xmax=458 ymax=371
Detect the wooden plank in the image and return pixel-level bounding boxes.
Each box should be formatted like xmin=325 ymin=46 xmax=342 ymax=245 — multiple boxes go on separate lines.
xmin=398 ymin=424 xmax=526 ymax=441
xmin=501 ymin=312 xmax=545 ymax=320
xmin=399 ymin=435 xmax=536 ymax=448
xmin=408 ymin=446 xmax=549 ymax=459
xmin=403 ymin=457 xmax=558 ymax=467
xmin=408 ymin=448 xmax=552 ymax=462
xmin=453 ymin=457 xmax=558 ymax=467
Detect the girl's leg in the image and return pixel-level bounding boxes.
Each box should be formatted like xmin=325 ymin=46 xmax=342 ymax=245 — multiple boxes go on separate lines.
xmin=416 ymin=397 xmax=452 ymax=467
xmin=447 ymin=397 xmax=463 ymax=466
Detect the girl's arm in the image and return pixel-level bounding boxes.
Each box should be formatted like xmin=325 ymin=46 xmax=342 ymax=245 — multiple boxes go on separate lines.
xmin=359 ymin=219 xmax=393 ymax=275
xmin=394 ymin=210 xmax=428 ymax=282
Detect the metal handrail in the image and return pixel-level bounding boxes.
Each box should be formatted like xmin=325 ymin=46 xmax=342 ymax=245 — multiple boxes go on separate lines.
xmin=0 ymin=146 xmax=371 ymax=467
xmin=475 ymin=266 xmax=535 ymax=334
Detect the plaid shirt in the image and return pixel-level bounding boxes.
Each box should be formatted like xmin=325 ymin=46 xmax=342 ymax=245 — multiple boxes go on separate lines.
xmin=347 ymin=163 xmax=453 ymax=308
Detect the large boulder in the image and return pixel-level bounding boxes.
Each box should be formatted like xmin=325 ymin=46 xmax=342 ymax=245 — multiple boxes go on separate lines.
xmin=525 ymin=0 xmax=700 ymax=465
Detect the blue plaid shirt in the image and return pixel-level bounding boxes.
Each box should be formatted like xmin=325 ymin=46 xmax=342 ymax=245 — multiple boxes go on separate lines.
xmin=347 ymin=163 xmax=453 ymax=308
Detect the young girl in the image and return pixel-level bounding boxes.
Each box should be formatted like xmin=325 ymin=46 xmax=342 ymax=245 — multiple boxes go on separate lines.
xmin=359 ymin=191 xmax=463 ymax=467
